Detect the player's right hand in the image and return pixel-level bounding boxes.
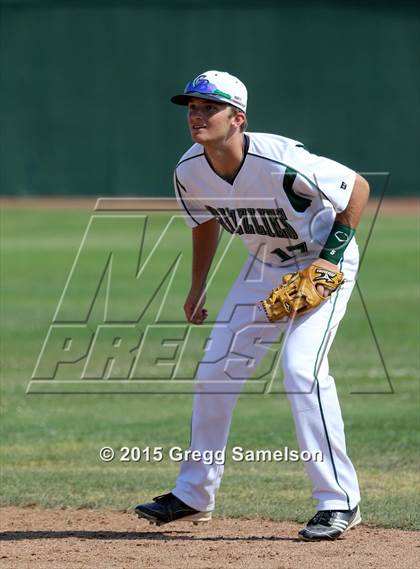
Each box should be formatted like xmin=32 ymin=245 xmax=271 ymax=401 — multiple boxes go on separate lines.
xmin=184 ymin=288 xmax=208 ymax=325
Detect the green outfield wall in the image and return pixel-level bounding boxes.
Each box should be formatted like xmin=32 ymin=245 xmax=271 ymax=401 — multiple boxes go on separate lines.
xmin=0 ymin=1 xmax=419 ymax=197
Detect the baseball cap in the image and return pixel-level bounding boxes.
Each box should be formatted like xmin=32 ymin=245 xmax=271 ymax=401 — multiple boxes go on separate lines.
xmin=171 ymin=70 xmax=247 ymax=112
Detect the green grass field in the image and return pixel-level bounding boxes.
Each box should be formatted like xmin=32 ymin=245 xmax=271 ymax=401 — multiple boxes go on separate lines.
xmin=1 ymin=206 xmax=419 ymax=530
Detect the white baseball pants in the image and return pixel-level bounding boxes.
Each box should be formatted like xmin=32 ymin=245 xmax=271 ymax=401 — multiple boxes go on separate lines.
xmin=173 ymin=249 xmax=361 ymax=512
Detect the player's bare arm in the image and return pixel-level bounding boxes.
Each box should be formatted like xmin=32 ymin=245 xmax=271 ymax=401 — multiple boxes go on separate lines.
xmin=184 ymin=218 xmax=220 ymax=325
xmin=315 ymin=174 xmax=370 ymax=297
xmin=336 ymin=173 xmax=370 ymax=229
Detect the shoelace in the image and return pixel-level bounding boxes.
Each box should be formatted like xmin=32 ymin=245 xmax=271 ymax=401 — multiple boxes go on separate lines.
xmin=310 ymin=510 xmax=333 ymax=526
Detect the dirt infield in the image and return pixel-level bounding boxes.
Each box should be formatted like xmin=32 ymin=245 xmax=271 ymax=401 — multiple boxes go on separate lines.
xmin=0 ymin=507 xmax=418 ymax=569
xmin=1 ymin=197 xmax=419 ymax=215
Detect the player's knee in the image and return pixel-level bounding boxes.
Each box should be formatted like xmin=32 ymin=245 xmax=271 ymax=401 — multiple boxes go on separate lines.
xmin=282 ymin=366 xmax=319 ymax=413
xmin=282 ymin=352 xmax=319 ymax=402
xmin=283 ymin=371 xmax=314 ymax=397
xmin=282 ymin=351 xmax=314 ymax=385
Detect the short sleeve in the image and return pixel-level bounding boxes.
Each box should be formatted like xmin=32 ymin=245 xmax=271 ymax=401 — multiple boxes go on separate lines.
xmin=290 ymin=147 xmax=356 ymax=213
xmin=173 ymin=171 xmax=214 ymax=227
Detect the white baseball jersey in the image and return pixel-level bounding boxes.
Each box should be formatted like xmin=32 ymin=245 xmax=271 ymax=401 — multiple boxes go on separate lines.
xmin=174 ymin=132 xmax=357 ymax=267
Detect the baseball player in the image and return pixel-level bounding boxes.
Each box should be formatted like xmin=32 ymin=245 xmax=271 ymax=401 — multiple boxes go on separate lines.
xmin=136 ymin=70 xmax=370 ymax=541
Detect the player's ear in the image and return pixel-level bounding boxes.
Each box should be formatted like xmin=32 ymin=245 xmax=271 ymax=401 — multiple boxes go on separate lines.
xmin=232 ymin=110 xmax=246 ymax=129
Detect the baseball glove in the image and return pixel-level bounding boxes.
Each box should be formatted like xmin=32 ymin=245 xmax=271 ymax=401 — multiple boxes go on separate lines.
xmin=259 ymin=263 xmax=344 ymax=322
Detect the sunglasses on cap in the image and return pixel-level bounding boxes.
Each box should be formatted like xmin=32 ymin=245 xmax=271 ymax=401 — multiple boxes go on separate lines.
xmin=184 ymin=78 xmax=232 ymax=101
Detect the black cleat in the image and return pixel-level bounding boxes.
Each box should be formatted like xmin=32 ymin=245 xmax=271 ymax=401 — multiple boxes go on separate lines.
xmin=298 ymin=505 xmax=361 ymax=541
xmin=134 ymin=493 xmax=212 ymax=526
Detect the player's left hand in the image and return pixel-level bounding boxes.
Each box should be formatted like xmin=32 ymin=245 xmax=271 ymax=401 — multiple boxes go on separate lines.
xmin=313 ymin=257 xmax=341 ymax=298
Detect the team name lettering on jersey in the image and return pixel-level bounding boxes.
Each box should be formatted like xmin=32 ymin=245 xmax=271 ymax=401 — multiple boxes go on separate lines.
xmin=205 ymin=206 xmax=298 ymax=239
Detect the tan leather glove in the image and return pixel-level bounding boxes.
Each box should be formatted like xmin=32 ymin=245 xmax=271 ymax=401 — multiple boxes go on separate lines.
xmin=259 ymin=263 xmax=345 ymax=322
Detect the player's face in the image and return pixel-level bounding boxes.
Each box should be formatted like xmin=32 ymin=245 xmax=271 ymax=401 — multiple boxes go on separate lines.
xmin=187 ymin=98 xmax=237 ymax=144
